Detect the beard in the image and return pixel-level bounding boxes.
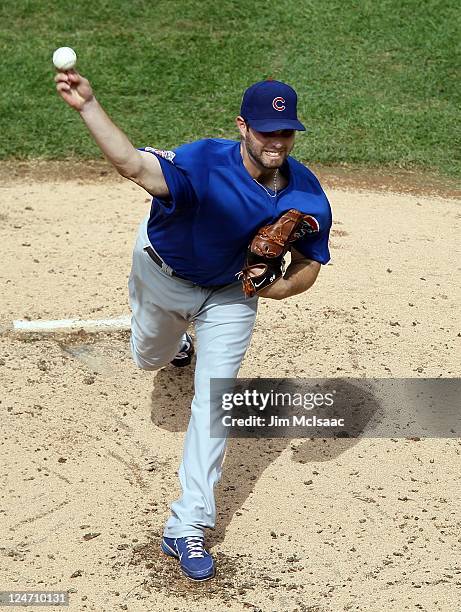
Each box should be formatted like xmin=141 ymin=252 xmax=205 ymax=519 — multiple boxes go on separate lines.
xmin=244 ymin=135 xmax=287 ymax=170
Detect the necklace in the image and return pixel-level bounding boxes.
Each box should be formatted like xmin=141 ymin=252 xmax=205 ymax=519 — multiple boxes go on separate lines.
xmin=253 ymin=169 xmax=279 ymax=198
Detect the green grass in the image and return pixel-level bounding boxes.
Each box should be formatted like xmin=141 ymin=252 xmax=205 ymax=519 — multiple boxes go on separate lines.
xmin=0 ymin=0 xmax=459 ymax=177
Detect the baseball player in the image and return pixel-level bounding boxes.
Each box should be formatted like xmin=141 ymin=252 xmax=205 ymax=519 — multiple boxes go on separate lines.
xmin=54 ymin=71 xmax=332 ymax=581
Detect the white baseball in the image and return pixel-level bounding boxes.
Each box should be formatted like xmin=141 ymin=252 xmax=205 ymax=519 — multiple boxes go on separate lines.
xmin=52 ymin=47 xmax=77 ymax=71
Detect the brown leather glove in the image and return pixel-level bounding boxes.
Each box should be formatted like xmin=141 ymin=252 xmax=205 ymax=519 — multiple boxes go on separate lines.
xmin=238 ymin=209 xmax=320 ymax=297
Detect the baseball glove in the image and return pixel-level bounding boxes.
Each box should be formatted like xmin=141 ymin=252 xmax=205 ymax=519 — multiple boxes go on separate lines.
xmin=238 ymin=209 xmax=320 ymax=297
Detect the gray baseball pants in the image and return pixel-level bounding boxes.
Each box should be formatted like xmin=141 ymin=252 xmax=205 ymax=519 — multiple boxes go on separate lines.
xmin=128 ymin=217 xmax=258 ymax=538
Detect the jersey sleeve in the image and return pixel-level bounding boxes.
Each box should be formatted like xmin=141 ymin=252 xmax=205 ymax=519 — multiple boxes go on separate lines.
xmin=293 ymin=223 xmax=331 ymax=264
xmin=293 ymin=199 xmax=332 ymax=264
xmin=139 ymin=146 xmax=197 ymax=215
xmin=288 ymin=162 xmax=333 ymax=265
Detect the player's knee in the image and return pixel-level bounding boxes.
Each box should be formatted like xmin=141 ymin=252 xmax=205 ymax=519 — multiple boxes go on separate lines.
xmin=131 ymin=352 xmax=162 ymax=371
xmin=130 ymin=336 xmax=170 ymax=371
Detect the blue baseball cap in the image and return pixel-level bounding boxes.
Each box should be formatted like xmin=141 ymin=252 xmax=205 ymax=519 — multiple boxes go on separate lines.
xmin=240 ymin=79 xmax=306 ymax=132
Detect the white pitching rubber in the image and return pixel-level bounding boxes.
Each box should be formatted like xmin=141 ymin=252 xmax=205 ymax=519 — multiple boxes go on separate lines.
xmin=13 ymin=315 xmax=131 ymax=333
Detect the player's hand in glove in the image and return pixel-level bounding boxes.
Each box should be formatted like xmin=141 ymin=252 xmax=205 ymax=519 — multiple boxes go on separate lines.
xmin=55 ymin=71 xmax=94 ymax=111
xmin=238 ymin=209 xmax=319 ymax=298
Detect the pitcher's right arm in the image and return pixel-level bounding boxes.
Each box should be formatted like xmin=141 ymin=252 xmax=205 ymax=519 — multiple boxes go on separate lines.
xmin=54 ymin=70 xmax=169 ymax=198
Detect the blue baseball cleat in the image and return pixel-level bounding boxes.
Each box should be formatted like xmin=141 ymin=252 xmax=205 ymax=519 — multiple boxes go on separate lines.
xmin=161 ymin=536 xmax=215 ymax=581
xmin=170 ymin=333 xmax=194 ymax=367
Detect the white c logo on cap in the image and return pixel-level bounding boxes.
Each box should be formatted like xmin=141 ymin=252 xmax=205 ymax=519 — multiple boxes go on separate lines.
xmin=272 ymin=97 xmax=286 ymax=111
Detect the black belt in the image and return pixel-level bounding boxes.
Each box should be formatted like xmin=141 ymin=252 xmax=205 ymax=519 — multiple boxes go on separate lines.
xmin=144 ymin=246 xmax=229 ymax=290
xmin=144 ymin=246 xmax=185 ymax=279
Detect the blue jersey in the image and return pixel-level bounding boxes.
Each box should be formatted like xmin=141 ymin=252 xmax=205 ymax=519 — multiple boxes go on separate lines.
xmin=141 ymin=139 xmax=332 ymax=287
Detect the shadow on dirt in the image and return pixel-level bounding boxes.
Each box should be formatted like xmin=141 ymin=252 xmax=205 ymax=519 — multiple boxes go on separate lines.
xmin=149 ymin=368 xmax=380 ymax=548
